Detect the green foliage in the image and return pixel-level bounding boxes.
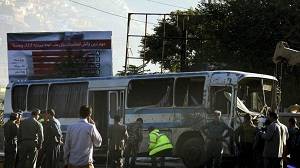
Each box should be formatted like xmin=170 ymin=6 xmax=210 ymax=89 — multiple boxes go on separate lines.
xmin=141 ymin=0 xmax=300 ymax=75
xmin=140 ymin=0 xmax=300 ymax=107
xmin=116 ymin=65 xmax=150 ymax=76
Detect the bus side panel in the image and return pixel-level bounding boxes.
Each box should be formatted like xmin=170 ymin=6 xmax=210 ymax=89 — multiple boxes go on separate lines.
xmin=125 ymin=107 xmax=174 ymax=154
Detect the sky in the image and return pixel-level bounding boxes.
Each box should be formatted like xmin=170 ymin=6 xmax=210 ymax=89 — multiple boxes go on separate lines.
xmin=0 ymin=0 xmax=201 ymax=85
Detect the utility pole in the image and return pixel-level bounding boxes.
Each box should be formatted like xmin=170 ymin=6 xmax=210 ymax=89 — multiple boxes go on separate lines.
xmin=180 ymin=16 xmax=188 ymax=72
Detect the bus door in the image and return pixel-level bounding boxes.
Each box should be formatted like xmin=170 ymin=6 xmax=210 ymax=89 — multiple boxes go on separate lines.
xmin=209 ymin=85 xmax=235 ymax=154
xmin=173 ymin=77 xmax=207 ymax=129
xmin=88 ymin=89 xmax=125 ymax=148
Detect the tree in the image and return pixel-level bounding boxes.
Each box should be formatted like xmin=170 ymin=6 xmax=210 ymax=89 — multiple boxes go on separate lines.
xmin=140 ymin=0 xmax=300 ymax=107
xmin=140 ymin=0 xmax=300 ymax=75
xmin=116 ymin=65 xmax=149 ymax=76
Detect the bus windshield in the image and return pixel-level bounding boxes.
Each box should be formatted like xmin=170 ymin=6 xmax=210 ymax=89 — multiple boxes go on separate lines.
xmin=237 ymin=78 xmax=277 ymax=114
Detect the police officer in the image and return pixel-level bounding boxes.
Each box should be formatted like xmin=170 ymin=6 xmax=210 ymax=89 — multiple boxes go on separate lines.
xmin=202 ymin=110 xmax=233 ymax=168
xmin=108 ymin=115 xmax=128 ymax=168
xmin=148 ymin=126 xmax=173 ymax=168
xmin=17 ymin=108 xmax=44 ymax=168
xmin=41 ymin=109 xmax=62 ymax=168
xmin=124 ymin=118 xmax=143 ymax=168
xmin=3 ymin=112 xmax=19 ymax=168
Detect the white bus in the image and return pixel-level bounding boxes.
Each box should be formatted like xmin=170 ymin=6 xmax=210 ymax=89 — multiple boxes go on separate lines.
xmin=4 ymin=70 xmax=279 ymax=167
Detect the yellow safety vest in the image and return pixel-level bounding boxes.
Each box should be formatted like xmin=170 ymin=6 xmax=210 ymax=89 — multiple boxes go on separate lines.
xmin=148 ymin=129 xmax=173 ymax=156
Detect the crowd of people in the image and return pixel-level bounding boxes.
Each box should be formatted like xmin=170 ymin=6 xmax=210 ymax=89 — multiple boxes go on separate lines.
xmin=3 ymin=105 xmax=172 ymax=168
xmin=4 ymin=104 xmax=300 ymax=168
xmin=234 ymin=111 xmax=300 ymax=168
xmin=3 ymin=108 xmax=62 ymax=168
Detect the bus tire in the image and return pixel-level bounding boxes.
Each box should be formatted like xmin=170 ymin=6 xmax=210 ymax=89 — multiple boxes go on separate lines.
xmin=181 ymin=137 xmax=205 ymax=168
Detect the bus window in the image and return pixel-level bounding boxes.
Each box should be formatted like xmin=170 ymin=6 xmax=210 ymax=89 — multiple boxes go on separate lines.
xmin=210 ymin=86 xmax=232 ymax=114
xmin=27 ymin=85 xmax=48 ymax=111
xmin=12 ymin=85 xmax=27 ymax=111
xmin=237 ymin=78 xmax=276 ymax=113
xmin=48 ymin=82 xmax=88 ymax=117
xmin=175 ymin=77 xmax=205 ymax=107
xmin=127 ymin=78 xmax=174 ymax=108
xmin=109 ymin=91 xmax=118 ymax=118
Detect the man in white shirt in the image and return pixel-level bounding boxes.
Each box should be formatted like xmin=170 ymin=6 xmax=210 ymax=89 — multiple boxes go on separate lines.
xmin=64 ymin=105 xmax=102 ymax=168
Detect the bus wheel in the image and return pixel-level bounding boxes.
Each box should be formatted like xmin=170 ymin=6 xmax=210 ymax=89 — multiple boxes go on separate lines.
xmin=181 ymin=138 xmax=205 ymax=168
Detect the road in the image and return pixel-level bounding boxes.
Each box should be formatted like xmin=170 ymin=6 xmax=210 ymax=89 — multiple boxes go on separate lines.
xmin=93 ymin=157 xmax=186 ymax=168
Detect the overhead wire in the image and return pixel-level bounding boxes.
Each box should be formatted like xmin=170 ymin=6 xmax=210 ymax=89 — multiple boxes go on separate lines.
xmin=69 ymin=0 xmax=155 ymax=25
xmin=145 ymin=0 xmax=190 ymax=10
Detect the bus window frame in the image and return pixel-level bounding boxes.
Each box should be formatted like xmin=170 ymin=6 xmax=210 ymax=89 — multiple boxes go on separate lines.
xmin=126 ymin=78 xmax=175 ymax=109
xmin=174 ymin=76 xmax=205 ymax=107
xmin=109 ymin=91 xmax=119 ymax=118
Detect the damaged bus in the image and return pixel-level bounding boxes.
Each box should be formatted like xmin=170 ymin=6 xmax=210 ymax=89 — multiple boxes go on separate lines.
xmin=3 ymin=70 xmax=279 ymax=167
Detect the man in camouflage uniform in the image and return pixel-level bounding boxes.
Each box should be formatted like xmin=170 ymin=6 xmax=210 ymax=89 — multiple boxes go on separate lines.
xmin=3 ymin=112 xmax=19 ymax=168
xmin=108 ymin=115 xmax=128 ymax=168
xmin=203 ymin=110 xmax=233 ymax=168
xmin=124 ymin=118 xmax=143 ymax=168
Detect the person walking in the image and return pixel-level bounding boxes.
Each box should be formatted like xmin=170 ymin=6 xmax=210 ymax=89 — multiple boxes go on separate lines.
xmin=148 ymin=126 xmax=173 ymax=168
xmin=41 ymin=109 xmax=62 ymax=168
xmin=124 ymin=118 xmax=143 ymax=168
xmin=64 ymin=105 xmax=102 ymax=168
xmin=235 ymin=113 xmax=256 ymax=168
xmin=202 ymin=110 xmax=233 ymax=168
xmin=17 ymin=109 xmax=44 ymax=168
xmin=3 ymin=112 xmax=19 ymax=168
xmin=259 ymin=111 xmax=283 ymax=168
xmin=108 ymin=115 xmax=128 ymax=168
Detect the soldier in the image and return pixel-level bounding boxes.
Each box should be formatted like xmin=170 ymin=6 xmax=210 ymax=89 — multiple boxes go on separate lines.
xmin=17 ymin=108 xmax=44 ymax=168
xmin=124 ymin=118 xmax=143 ymax=168
xmin=41 ymin=109 xmax=62 ymax=168
xmin=202 ymin=110 xmax=233 ymax=168
xmin=108 ymin=115 xmax=128 ymax=168
xmin=235 ymin=113 xmax=256 ymax=168
xmin=3 ymin=112 xmax=19 ymax=168
xmin=148 ymin=126 xmax=173 ymax=168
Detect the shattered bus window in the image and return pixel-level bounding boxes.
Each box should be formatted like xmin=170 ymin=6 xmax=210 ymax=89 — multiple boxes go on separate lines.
xmin=175 ymin=77 xmax=205 ymax=107
xmin=127 ymin=78 xmax=174 ymax=108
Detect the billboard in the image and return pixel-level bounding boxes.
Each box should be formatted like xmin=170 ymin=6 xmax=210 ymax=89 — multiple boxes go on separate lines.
xmin=7 ymin=31 xmax=112 ymax=82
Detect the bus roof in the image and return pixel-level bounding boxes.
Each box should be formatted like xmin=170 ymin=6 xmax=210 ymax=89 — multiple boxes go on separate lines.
xmin=8 ymin=70 xmax=277 ymax=86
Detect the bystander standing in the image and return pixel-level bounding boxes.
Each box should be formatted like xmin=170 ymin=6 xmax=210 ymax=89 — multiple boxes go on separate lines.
xmin=64 ymin=105 xmax=102 ymax=168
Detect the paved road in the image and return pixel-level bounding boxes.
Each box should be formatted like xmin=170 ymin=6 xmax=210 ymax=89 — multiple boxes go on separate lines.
xmin=93 ymin=157 xmax=186 ymax=168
